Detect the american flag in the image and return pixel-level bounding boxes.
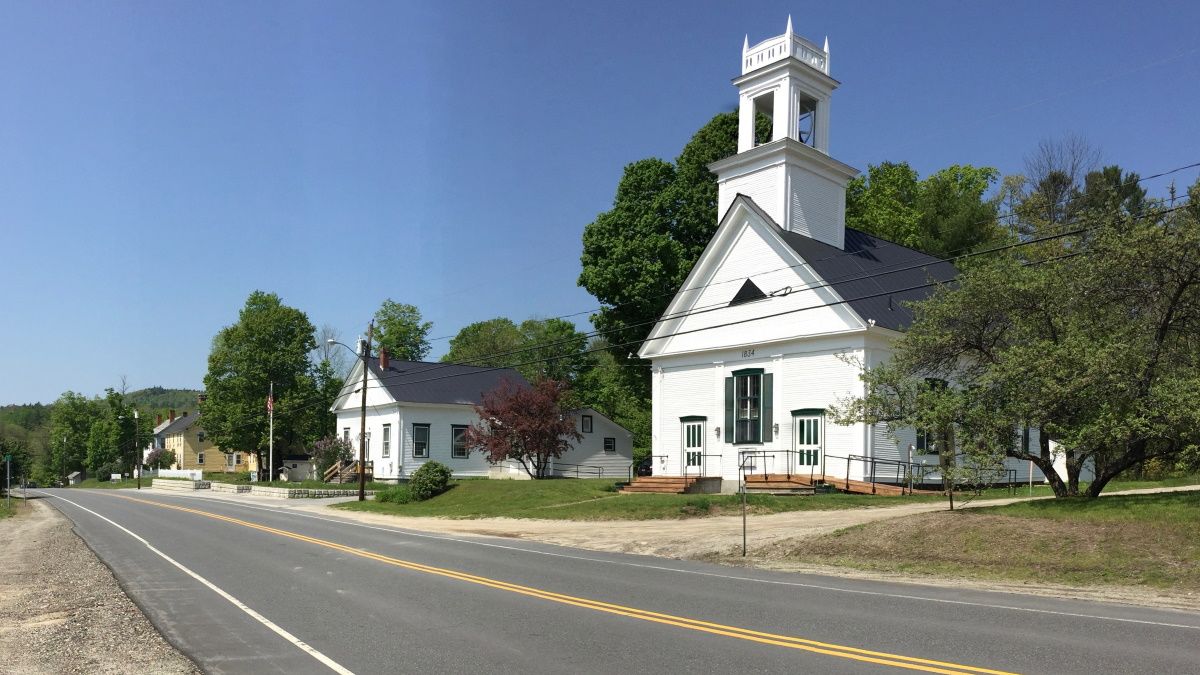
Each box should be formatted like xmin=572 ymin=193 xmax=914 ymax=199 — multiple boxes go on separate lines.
xmin=266 ymin=394 xmax=274 ymax=414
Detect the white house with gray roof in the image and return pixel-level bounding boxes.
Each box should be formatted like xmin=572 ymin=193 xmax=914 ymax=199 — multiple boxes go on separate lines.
xmin=331 ymin=355 xmax=633 ymax=481
xmin=637 ymin=20 xmax=1085 ymax=492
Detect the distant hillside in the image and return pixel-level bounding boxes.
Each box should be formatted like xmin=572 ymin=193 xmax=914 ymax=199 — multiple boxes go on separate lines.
xmin=126 ymin=387 xmax=204 ymax=413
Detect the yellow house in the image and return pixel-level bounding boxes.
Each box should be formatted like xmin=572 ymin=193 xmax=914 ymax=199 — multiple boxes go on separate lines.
xmin=163 ymin=412 xmax=251 ymax=473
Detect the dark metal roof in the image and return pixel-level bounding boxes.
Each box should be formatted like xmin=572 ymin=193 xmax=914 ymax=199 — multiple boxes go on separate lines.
xmin=367 ymin=358 xmax=529 ymax=406
xmin=735 ymin=195 xmax=958 ymax=332
xmin=160 ymin=412 xmax=200 ymax=436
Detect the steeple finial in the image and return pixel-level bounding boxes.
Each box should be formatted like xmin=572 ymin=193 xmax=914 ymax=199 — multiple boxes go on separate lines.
xmin=824 ymin=36 xmax=830 ymax=72
xmin=743 ymin=34 xmax=749 ymax=54
xmin=786 ymin=15 xmax=793 ymax=35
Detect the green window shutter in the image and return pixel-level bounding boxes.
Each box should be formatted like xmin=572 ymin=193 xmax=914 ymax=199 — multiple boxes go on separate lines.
xmin=724 ymin=377 xmax=734 ymax=443
xmin=762 ymin=373 xmax=773 ymax=442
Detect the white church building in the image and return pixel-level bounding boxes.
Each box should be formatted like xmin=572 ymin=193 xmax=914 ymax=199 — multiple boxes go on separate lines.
xmin=636 ymin=20 xmax=1077 ymax=494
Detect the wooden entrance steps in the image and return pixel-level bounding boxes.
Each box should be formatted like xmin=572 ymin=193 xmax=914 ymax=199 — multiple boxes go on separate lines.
xmin=620 ymin=476 xmax=702 ymax=494
xmin=322 ymin=459 xmax=374 ymax=484
xmin=743 ymin=473 xmax=819 ymax=495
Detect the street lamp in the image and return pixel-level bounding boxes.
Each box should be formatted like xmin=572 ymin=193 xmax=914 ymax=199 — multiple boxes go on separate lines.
xmin=329 ymin=323 xmax=373 ymax=502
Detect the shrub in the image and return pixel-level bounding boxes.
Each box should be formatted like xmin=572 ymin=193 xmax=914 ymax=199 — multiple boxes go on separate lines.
xmin=96 ymin=461 xmax=122 ymax=481
xmin=375 ymin=485 xmax=412 ymax=504
xmin=310 ymin=436 xmax=354 ymax=478
xmin=409 ymin=461 xmax=452 ymax=501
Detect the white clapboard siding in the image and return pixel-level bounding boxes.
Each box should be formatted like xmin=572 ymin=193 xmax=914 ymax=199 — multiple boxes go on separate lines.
xmin=655 ymin=363 xmax=717 ymax=478
xmin=554 ymin=410 xmax=634 ymax=480
xmin=787 ymin=163 xmax=845 ymax=247
xmin=656 ymin=218 xmax=860 ymax=356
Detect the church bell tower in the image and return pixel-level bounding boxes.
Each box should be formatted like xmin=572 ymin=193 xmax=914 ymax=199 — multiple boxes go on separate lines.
xmin=709 ymin=17 xmax=858 ymax=249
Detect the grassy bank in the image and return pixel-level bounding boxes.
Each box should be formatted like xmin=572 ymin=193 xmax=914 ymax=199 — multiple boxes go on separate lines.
xmin=333 ymin=478 xmax=946 ymax=520
xmin=775 ymin=491 xmax=1200 ymax=591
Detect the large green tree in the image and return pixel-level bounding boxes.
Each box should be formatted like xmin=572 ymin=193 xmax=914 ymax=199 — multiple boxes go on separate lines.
xmin=83 ymin=389 xmax=136 ymax=478
xmin=441 ymin=318 xmax=524 ymax=368
xmin=579 ymin=111 xmax=767 ymax=399
xmin=202 ymin=291 xmax=320 ymax=478
xmin=441 ymin=317 xmax=593 ymax=386
xmin=47 ymin=391 xmax=100 ymax=480
xmin=845 ymin=162 xmax=1003 ymax=258
xmin=373 ymin=299 xmax=432 ymax=361
xmin=834 ymin=174 xmax=1200 ymax=498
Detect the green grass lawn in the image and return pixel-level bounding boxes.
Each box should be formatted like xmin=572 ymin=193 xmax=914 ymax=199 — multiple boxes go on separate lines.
xmin=777 ymin=491 xmax=1200 ymax=591
xmin=333 ymin=478 xmax=947 ymax=520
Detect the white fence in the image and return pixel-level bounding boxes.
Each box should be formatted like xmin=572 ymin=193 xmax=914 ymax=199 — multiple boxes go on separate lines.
xmin=156 ymin=469 xmax=204 ymax=480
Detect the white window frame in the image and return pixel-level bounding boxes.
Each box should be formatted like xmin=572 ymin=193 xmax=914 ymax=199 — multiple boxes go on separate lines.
xmin=382 ymin=424 xmax=391 ymax=458
xmin=413 ymin=424 xmax=430 ymax=458
xmin=451 ymin=425 xmax=469 ymax=459
xmin=734 ymin=372 xmax=762 ymax=444
xmin=603 ymin=437 xmax=616 ymax=454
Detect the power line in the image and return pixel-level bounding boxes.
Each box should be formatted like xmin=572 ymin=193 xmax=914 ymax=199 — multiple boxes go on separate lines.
xmin=426 ymin=160 xmax=1200 ymax=342
xmin=97 ymin=191 xmax=1197 ymax=458
xmin=349 ymin=196 xmax=1192 ymax=397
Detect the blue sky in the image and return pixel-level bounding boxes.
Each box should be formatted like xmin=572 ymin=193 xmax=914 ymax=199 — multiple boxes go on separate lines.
xmin=2 ymin=0 xmax=1198 ymax=404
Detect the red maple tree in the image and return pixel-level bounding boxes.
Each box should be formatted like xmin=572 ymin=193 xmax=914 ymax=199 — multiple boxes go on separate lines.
xmin=466 ymin=378 xmax=582 ymax=479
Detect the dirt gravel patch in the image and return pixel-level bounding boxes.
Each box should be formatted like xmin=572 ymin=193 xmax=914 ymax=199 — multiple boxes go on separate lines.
xmin=0 ymin=499 xmax=199 ymax=675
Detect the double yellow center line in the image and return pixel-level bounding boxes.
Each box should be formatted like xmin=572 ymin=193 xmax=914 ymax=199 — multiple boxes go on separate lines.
xmin=114 ymin=494 xmax=1017 ymax=675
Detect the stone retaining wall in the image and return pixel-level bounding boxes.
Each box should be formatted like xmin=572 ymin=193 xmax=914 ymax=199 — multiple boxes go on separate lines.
xmin=248 ymin=486 xmax=374 ymax=499
xmin=209 ymin=483 xmax=251 ymax=494
xmin=152 ymin=479 xmax=211 ymax=491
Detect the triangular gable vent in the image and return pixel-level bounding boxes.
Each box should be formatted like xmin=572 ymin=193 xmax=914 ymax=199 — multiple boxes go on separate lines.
xmin=729 ymin=278 xmax=767 ymax=306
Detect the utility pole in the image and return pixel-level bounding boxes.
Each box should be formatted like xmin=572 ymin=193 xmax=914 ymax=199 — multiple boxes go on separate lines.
xmin=133 ymin=409 xmax=140 ymax=489
xmin=358 ymin=322 xmax=373 ymax=502
xmin=268 ymin=381 xmax=275 ymax=483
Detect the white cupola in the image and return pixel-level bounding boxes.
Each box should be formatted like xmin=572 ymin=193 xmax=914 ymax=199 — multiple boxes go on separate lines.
xmin=709 ymin=17 xmax=858 ymax=249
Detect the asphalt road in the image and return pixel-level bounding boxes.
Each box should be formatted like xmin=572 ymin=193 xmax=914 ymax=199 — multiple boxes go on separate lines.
xmin=35 ymin=488 xmax=1200 ymax=674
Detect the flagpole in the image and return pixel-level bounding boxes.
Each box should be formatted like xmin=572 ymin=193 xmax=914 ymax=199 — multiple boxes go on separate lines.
xmin=268 ymin=381 xmax=274 ymax=483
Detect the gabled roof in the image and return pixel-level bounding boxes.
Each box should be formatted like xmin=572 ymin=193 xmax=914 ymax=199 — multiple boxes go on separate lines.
xmin=570 ymin=407 xmax=634 ymax=436
xmin=160 ymin=412 xmax=201 ymax=436
xmin=739 ymin=196 xmax=957 ymax=332
xmin=338 ymin=357 xmax=529 ymax=409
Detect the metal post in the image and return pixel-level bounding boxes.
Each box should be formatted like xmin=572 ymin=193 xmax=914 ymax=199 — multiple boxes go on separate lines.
xmin=908 ymin=444 xmax=914 ymax=495
xmin=359 ymin=322 xmax=373 ymax=502
xmin=741 ymin=465 xmax=747 ymax=557
xmin=5 ymin=454 xmax=10 ymax=511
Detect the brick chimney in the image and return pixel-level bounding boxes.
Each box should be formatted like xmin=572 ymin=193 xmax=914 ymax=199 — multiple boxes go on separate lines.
xmin=169 ymin=409 xmax=175 ymax=424
xmin=156 ymin=414 xmax=163 ymax=426
xmin=380 ymin=346 xmax=389 ymax=371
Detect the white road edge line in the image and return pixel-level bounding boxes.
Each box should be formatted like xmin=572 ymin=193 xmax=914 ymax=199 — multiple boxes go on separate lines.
xmin=44 ymin=492 xmax=355 ymax=675
xmin=106 ymin=490 xmax=1200 ymax=632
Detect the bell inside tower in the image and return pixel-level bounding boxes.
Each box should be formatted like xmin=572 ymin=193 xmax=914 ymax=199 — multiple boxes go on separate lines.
xmin=796 ymin=93 xmax=818 ymax=147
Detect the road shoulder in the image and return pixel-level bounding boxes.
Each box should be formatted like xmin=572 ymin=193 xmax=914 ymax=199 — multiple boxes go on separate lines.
xmin=0 ymin=498 xmax=199 ymax=675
